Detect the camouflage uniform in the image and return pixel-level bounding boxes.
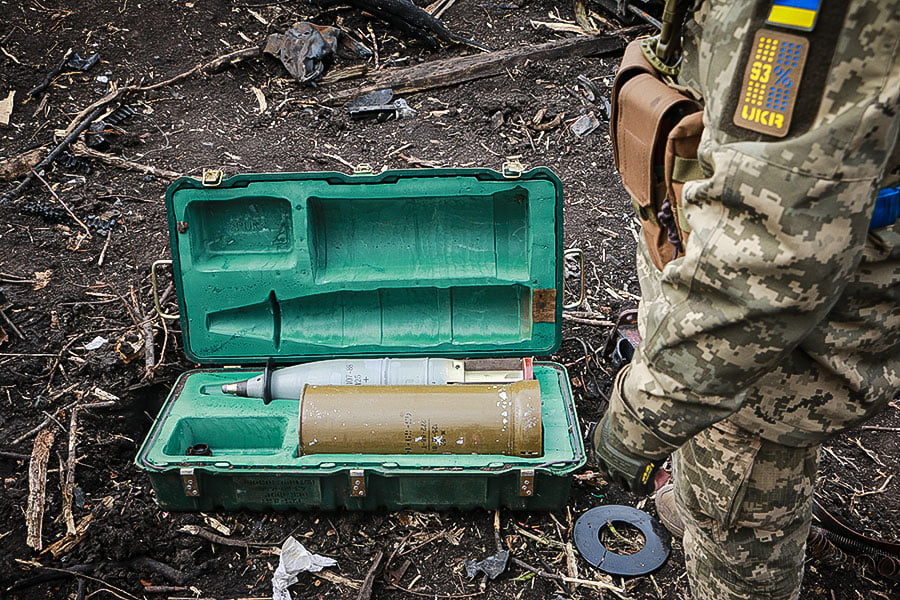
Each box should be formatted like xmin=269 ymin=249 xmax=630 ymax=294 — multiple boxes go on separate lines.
xmin=602 ymin=0 xmax=900 ymax=598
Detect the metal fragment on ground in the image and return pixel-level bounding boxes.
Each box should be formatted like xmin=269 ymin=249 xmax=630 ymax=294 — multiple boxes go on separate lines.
xmin=347 ymin=89 xmax=394 ymax=109
xmin=66 ymin=52 xmax=99 ymax=71
xmin=264 ymin=22 xmax=345 ymax=84
xmin=464 ymin=549 xmax=510 ymax=580
xmin=571 ymin=111 xmax=600 ymax=137
xmin=576 ymin=74 xmax=599 ymax=102
xmin=346 ymin=89 xmax=417 ymax=120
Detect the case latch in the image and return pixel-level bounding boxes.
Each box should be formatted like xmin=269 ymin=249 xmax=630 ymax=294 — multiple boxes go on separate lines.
xmin=502 ymin=159 xmax=525 ymax=178
xmin=181 ymin=467 xmax=200 ymax=497
xmin=201 ymin=168 xmax=224 ymax=187
xmin=349 ymin=469 xmax=366 ymax=497
xmin=519 ymin=468 xmax=535 ymax=497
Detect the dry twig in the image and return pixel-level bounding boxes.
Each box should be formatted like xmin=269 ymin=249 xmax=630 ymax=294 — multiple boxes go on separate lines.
xmin=71 ymin=142 xmax=183 ymax=180
xmin=315 ymin=571 xmax=363 ymax=590
xmin=30 ymin=168 xmax=91 ymax=239
xmin=3 ymin=46 xmax=260 ymax=203
xmin=177 ymin=524 xmax=276 ymax=548
xmin=509 ymin=556 xmax=628 ymax=598
xmin=13 ymin=399 xmax=116 ymax=445
xmin=62 ymin=407 xmax=80 ymax=536
xmin=562 ymin=314 xmax=614 ymax=327
xmin=356 ymin=549 xmax=384 ymax=600
xmin=565 ymin=541 xmax=579 ymax=594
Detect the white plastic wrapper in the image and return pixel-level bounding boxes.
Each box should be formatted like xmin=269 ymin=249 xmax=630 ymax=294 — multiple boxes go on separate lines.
xmin=272 ymin=536 xmax=337 ymax=600
xmin=84 ymin=335 xmax=108 ymax=350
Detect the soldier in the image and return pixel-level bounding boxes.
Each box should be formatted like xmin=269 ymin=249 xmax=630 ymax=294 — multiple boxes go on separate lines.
xmin=593 ymin=1 xmax=900 ymax=599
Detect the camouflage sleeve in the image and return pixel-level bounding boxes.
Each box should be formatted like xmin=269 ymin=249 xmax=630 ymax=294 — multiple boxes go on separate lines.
xmin=614 ymin=0 xmax=900 ymax=455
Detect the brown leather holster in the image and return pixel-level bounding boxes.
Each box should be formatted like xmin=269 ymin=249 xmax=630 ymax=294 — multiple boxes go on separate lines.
xmin=611 ymin=39 xmax=704 ymax=270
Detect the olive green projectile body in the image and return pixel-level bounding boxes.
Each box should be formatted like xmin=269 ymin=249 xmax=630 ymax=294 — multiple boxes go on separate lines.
xmin=298 ymin=380 xmax=543 ymax=456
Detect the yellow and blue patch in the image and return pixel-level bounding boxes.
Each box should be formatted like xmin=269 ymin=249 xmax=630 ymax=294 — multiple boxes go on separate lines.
xmin=766 ymin=0 xmax=820 ymax=32
xmin=733 ymin=29 xmax=809 ymax=137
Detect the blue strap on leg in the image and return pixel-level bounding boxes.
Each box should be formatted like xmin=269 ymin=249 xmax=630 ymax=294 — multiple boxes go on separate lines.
xmin=871 ymin=186 xmax=900 ymax=230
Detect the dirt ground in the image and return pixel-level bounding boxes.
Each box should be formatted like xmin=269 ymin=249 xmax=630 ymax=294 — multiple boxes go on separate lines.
xmin=0 ymin=1 xmax=898 ymax=599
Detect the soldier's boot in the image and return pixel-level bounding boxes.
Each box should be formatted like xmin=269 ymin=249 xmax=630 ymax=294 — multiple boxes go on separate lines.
xmin=654 ymin=483 xmax=684 ymax=539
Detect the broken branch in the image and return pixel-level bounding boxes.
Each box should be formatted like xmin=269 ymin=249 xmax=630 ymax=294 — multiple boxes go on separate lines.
xmin=133 ymin=45 xmax=262 ymax=92
xmin=308 ymin=0 xmax=488 ymax=50
xmin=322 ymin=32 xmax=629 ymax=104
xmin=1 ymin=102 xmax=114 ymax=204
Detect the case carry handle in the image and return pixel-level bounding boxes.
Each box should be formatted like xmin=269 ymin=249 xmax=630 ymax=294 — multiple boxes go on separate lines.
xmin=563 ymin=248 xmax=586 ymax=310
xmin=151 ymin=259 xmax=180 ymax=320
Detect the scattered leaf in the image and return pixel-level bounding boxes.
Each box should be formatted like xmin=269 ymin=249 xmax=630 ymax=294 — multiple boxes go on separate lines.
xmin=32 ymin=270 xmax=52 ymax=291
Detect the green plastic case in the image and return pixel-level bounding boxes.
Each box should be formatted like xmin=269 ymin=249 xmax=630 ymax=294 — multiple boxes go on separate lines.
xmin=136 ymin=168 xmax=585 ymax=510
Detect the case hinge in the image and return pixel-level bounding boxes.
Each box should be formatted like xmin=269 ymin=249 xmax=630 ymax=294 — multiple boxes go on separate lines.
xmin=349 ymin=469 xmax=366 ymax=497
xmin=519 ymin=468 xmax=535 ymax=497
xmin=201 ymin=168 xmax=225 ymax=187
xmin=181 ymin=467 xmax=200 ymax=497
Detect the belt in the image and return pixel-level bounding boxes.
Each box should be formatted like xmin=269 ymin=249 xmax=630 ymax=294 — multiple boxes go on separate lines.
xmin=871 ymin=186 xmax=900 ymax=229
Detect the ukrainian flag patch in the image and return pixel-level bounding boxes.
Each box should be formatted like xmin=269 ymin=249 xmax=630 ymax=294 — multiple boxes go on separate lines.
xmin=766 ymin=0 xmax=820 ymax=31
xmin=733 ymin=29 xmax=809 ymax=137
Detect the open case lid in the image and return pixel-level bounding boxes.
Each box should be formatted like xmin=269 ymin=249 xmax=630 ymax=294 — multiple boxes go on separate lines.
xmin=165 ymin=167 xmax=564 ymax=364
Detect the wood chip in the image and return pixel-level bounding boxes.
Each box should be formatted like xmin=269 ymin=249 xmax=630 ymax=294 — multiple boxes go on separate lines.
xmin=0 ymin=90 xmax=14 ymax=126
xmin=43 ymin=513 xmax=93 ymax=557
xmin=251 ymin=86 xmax=267 ymax=113
xmin=26 ymin=428 xmax=55 ymax=550
xmin=315 ymin=570 xmax=362 ymax=590
xmin=0 ymin=148 xmax=45 ymax=181
xmin=565 ymin=541 xmax=579 ymax=593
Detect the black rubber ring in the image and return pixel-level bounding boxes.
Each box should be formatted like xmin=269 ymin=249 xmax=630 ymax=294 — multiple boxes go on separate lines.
xmin=573 ymin=505 xmax=671 ymax=577
xmin=263 ymin=357 xmax=274 ymax=405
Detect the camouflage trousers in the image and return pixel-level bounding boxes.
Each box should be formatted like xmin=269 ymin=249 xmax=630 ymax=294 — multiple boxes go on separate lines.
xmin=622 ymin=0 xmax=900 ymax=597
xmin=672 ymin=420 xmax=818 ymax=600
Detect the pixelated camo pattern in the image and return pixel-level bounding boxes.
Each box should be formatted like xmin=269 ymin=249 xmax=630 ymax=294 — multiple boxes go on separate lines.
xmin=673 ymin=421 xmax=818 ymax=600
xmin=604 ymin=1 xmax=900 ymax=598
xmin=617 ymin=0 xmax=900 ymax=455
